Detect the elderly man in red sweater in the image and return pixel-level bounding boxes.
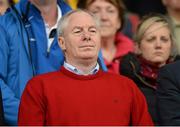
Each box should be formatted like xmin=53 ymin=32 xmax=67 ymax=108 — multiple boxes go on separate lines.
xmin=18 ymin=9 xmax=153 ymax=126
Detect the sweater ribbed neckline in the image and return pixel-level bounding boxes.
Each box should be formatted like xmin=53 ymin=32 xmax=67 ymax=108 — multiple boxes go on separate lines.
xmin=59 ymin=66 xmax=104 ymax=80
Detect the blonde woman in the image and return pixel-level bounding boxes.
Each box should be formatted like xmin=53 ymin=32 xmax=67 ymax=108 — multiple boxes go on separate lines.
xmin=120 ymin=13 xmax=178 ymax=125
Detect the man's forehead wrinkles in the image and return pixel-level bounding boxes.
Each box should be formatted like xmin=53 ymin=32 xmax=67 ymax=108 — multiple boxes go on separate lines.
xmin=71 ymin=25 xmax=97 ymax=30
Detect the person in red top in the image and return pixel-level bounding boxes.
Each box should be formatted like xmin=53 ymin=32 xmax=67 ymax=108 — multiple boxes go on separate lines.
xmin=18 ymin=9 xmax=153 ymax=126
xmin=77 ymin=0 xmax=135 ymax=74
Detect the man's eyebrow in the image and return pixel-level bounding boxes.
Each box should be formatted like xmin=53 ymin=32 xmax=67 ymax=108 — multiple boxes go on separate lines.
xmin=72 ymin=26 xmax=82 ymax=30
xmin=72 ymin=26 xmax=97 ymax=30
xmin=89 ymin=26 xmax=97 ymax=29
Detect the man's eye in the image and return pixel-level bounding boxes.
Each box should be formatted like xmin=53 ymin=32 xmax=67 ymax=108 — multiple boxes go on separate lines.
xmin=73 ymin=29 xmax=83 ymax=35
xmin=74 ymin=30 xmax=81 ymax=33
xmin=89 ymin=28 xmax=97 ymax=33
xmin=90 ymin=30 xmax=96 ymax=33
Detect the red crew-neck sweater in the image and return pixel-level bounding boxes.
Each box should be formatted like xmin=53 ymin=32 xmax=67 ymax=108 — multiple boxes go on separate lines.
xmin=18 ymin=67 xmax=153 ymax=126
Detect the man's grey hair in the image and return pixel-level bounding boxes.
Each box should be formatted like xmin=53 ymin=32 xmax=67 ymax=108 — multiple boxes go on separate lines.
xmin=57 ymin=9 xmax=101 ymax=37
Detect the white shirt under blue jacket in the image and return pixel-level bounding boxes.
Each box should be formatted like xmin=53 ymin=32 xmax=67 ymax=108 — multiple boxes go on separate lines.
xmin=0 ymin=0 xmax=107 ymax=125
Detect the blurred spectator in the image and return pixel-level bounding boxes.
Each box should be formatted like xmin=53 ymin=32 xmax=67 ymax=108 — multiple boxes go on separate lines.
xmin=157 ymin=60 xmax=180 ymax=125
xmin=162 ymin=0 xmax=180 ymax=55
xmin=77 ymin=0 xmax=134 ymax=74
xmin=120 ymin=13 xmax=178 ymax=125
xmin=123 ymin=0 xmax=166 ymax=18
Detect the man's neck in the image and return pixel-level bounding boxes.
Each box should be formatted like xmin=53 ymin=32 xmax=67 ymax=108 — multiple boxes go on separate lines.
xmin=30 ymin=0 xmax=58 ymax=27
xmin=66 ymin=58 xmax=98 ymax=75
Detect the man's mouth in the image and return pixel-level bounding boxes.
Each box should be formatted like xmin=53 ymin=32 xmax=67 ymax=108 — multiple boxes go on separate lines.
xmin=79 ymin=45 xmax=95 ymax=49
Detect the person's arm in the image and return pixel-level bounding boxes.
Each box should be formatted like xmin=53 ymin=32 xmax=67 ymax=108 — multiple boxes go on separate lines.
xmin=157 ymin=65 xmax=180 ymax=125
xmin=0 ymin=25 xmax=19 ymax=125
xmin=18 ymin=77 xmax=45 ymax=125
xmin=129 ymin=80 xmax=154 ymax=125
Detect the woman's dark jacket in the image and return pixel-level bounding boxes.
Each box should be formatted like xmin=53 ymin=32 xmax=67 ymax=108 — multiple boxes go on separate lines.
xmin=120 ymin=53 xmax=158 ymax=125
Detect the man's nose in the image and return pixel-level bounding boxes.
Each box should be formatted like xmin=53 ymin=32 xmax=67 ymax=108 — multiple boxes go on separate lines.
xmin=82 ymin=31 xmax=91 ymax=41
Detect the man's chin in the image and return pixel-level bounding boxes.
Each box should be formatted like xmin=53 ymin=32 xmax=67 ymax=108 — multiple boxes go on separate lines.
xmin=80 ymin=55 xmax=97 ymax=60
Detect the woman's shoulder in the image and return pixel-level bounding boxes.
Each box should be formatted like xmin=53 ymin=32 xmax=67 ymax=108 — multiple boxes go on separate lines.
xmin=120 ymin=53 xmax=140 ymax=68
xmin=120 ymin=52 xmax=141 ymax=78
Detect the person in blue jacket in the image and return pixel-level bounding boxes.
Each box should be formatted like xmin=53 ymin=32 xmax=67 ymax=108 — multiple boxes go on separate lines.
xmin=0 ymin=0 xmax=107 ymax=125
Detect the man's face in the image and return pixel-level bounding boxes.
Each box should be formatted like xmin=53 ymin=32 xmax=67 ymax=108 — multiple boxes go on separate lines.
xmin=58 ymin=12 xmax=101 ymax=63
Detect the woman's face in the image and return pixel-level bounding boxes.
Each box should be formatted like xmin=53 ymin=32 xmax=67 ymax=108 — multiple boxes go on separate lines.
xmin=87 ymin=0 xmax=120 ymax=38
xmin=138 ymin=22 xmax=172 ymax=67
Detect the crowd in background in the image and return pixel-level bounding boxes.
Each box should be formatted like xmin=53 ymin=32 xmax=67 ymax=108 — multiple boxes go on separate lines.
xmin=0 ymin=0 xmax=180 ymax=126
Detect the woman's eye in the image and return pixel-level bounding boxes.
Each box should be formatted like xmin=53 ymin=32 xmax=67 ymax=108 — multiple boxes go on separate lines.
xmin=91 ymin=9 xmax=100 ymax=14
xmin=161 ymin=37 xmax=169 ymax=42
xmin=108 ymin=9 xmax=115 ymax=13
xmin=92 ymin=11 xmax=99 ymax=14
xmin=146 ymin=38 xmax=155 ymax=42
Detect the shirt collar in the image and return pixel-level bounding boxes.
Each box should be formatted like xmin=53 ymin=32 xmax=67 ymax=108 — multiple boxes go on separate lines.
xmin=63 ymin=61 xmax=99 ymax=75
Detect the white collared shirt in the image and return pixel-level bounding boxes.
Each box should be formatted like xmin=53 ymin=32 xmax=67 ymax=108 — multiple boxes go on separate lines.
xmin=63 ymin=62 xmax=100 ymax=75
xmin=45 ymin=5 xmax=62 ymax=52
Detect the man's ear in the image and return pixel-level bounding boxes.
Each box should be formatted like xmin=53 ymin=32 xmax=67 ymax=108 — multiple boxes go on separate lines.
xmin=58 ymin=36 xmax=66 ymax=51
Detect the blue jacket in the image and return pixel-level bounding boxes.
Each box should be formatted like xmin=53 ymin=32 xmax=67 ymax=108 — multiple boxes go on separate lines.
xmin=0 ymin=0 xmax=107 ymax=125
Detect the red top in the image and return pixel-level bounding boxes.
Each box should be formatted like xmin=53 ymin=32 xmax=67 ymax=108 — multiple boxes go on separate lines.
xmin=105 ymin=32 xmax=134 ymax=74
xmin=18 ymin=67 xmax=153 ymax=126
